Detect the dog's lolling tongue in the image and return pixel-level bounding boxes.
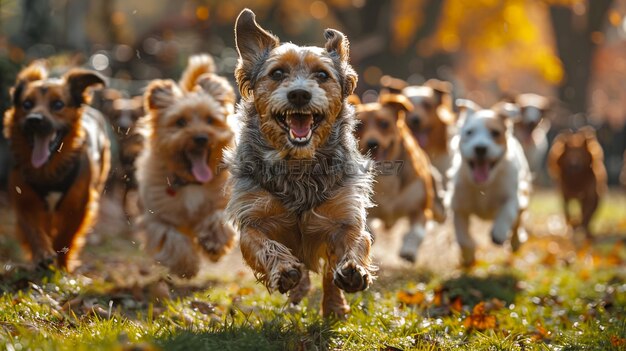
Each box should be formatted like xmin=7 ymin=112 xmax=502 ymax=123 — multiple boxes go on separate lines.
xmin=288 ymin=114 xmax=313 ymax=139
xmin=31 ymin=134 xmax=54 ymax=168
xmin=189 ymin=150 xmax=213 ymax=183
xmin=472 ymin=160 xmax=490 ymax=184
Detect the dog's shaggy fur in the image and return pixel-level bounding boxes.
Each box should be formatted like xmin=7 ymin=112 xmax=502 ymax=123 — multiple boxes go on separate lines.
xmin=227 ymin=9 xmax=374 ymax=317
xmin=448 ymin=100 xmax=531 ymax=267
xmin=354 ymin=92 xmax=445 ymax=263
xmin=3 ymin=62 xmax=110 ymax=271
xmin=136 ymin=54 xmax=236 ymax=278
xmin=547 ymin=127 xmax=607 ymax=239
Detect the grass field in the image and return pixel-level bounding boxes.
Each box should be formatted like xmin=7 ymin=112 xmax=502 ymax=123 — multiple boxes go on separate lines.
xmin=0 ymin=189 xmax=625 ymax=350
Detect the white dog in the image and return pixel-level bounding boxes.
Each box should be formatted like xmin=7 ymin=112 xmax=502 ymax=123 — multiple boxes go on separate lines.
xmin=448 ymin=99 xmax=531 ymax=266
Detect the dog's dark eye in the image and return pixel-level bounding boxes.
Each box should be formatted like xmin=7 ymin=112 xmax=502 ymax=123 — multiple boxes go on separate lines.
xmin=355 ymin=121 xmax=364 ymax=133
xmin=378 ymin=120 xmax=390 ymax=130
xmin=490 ymin=130 xmax=501 ymax=138
xmin=270 ymin=69 xmax=285 ymax=81
xmin=22 ymin=100 xmax=34 ymax=110
xmin=206 ymin=117 xmax=213 ymax=125
xmin=315 ymin=71 xmax=329 ymax=81
xmin=51 ymin=100 xmax=65 ymax=111
xmin=176 ymin=118 xmax=187 ymax=127
xmin=465 ymin=129 xmax=474 ymax=137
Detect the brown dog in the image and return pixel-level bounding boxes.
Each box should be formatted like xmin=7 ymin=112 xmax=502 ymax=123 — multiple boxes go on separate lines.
xmin=402 ymin=79 xmax=456 ymax=180
xmin=354 ymin=92 xmax=445 ymax=263
xmin=227 ymin=9 xmax=374 ymax=317
xmin=548 ymin=127 xmax=607 ymax=239
xmin=91 ymin=88 xmax=145 ymax=213
xmin=3 ymin=62 xmax=110 ymax=271
xmin=136 ymin=54 xmax=236 ymax=278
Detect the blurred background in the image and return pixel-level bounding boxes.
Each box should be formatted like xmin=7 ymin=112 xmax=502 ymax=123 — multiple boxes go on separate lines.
xmin=0 ymin=0 xmax=625 ymax=186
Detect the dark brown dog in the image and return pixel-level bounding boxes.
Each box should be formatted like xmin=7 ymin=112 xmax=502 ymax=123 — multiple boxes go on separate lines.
xmin=548 ymin=127 xmax=607 ymax=239
xmin=3 ymin=62 xmax=110 ymax=271
xmin=227 ymin=9 xmax=374 ymax=317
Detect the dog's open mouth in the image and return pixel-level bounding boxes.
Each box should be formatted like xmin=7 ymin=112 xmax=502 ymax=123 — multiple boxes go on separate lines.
xmin=186 ymin=149 xmax=213 ymax=183
xmin=31 ymin=131 xmax=65 ymax=169
xmin=275 ymin=111 xmax=324 ymax=146
xmin=468 ymin=158 xmax=497 ymax=184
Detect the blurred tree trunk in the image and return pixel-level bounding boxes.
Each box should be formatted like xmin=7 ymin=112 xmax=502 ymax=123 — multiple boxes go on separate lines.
xmin=334 ymin=0 xmax=449 ymax=90
xmin=549 ymin=0 xmax=613 ymax=115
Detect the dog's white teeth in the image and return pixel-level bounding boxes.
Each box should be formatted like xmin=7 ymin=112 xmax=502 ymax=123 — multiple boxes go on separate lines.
xmin=289 ymin=129 xmax=296 ymax=140
xmin=289 ymin=129 xmax=313 ymax=143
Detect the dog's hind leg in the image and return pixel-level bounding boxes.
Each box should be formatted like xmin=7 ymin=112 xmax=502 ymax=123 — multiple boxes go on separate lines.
xmin=321 ymin=263 xmax=349 ymax=318
xmin=454 ymin=211 xmax=475 ymax=267
xmin=581 ymin=193 xmax=599 ymax=240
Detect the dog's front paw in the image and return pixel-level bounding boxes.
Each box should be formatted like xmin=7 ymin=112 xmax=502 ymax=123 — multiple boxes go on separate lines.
xmin=271 ymin=263 xmax=303 ymax=294
xmin=198 ymin=222 xmax=236 ymax=262
xmin=333 ymin=261 xmax=370 ymax=293
xmin=490 ymin=227 xmax=509 ymax=246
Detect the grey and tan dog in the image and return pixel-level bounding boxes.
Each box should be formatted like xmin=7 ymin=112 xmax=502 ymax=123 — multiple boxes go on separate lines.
xmin=227 ymin=9 xmax=375 ymax=317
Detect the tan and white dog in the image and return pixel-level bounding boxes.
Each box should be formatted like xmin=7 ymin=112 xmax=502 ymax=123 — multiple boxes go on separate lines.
xmin=448 ymin=99 xmax=531 ymax=266
xmin=510 ymin=93 xmax=551 ymax=177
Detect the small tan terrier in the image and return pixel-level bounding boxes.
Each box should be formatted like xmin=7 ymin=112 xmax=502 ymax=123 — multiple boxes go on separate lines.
xmin=136 ymin=54 xmax=236 ymax=278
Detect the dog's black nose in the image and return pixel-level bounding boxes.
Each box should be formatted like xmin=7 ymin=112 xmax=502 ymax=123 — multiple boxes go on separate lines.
xmin=24 ymin=114 xmax=53 ymax=134
xmin=193 ymin=134 xmax=209 ymax=146
xmin=366 ymin=139 xmax=379 ymax=150
xmin=287 ymin=89 xmax=312 ymax=107
xmin=474 ymin=145 xmax=487 ymax=157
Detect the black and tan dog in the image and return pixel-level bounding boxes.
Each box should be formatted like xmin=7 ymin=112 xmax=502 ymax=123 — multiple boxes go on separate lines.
xmin=227 ymin=9 xmax=374 ymax=317
xmin=3 ymin=62 xmax=110 ymax=271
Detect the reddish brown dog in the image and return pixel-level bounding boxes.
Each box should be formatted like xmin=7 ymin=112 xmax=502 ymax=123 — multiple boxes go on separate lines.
xmin=548 ymin=127 xmax=607 ymax=239
xmin=3 ymin=62 xmax=110 ymax=271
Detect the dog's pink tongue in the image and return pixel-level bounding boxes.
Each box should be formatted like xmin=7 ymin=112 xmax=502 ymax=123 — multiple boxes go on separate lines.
xmin=189 ymin=151 xmax=213 ymax=183
xmin=472 ymin=161 xmax=490 ymax=184
xmin=31 ymin=134 xmax=53 ymax=168
xmin=417 ymin=132 xmax=429 ymax=148
xmin=289 ymin=115 xmax=313 ymax=138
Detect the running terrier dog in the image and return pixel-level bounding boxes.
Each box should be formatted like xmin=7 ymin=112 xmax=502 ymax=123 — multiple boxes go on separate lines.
xmin=136 ymin=54 xmax=236 ymax=278
xmin=227 ymin=9 xmax=375 ymax=317
xmin=448 ymin=100 xmax=531 ymax=266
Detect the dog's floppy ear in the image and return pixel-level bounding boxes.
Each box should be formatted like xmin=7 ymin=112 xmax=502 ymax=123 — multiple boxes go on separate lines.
xmin=145 ymin=79 xmax=182 ymax=112
xmin=235 ymin=9 xmax=279 ymax=99
xmin=456 ymin=98 xmax=481 ymax=126
xmin=547 ymin=131 xmax=568 ymax=179
xmin=65 ymin=69 xmax=106 ymax=106
xmin=11 ymin=61 xmax=49 ymax=107
xmin=492 ymin=101 xmax=521 ymax=127
xmin=425 ymin=79 xmax=452 ymax=105
xmin=379 ymin=93 xmax=413 ymax=114
xmin=324 ymin=29 xmax=358 ymax=96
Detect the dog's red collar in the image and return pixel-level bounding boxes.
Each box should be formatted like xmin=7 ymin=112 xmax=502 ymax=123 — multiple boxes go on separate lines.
xmin=166 ymin=175 xmax=201 ymax=196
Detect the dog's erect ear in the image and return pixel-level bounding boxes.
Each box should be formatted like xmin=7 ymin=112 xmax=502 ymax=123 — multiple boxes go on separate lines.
xmin=235 ymin=9 xmax=279 ymax=99
xmin=324 ymin=29 xmax=357 ymax=96
xmin=11 ymin=61 xmax=49 ymax=106
xmin=65 ymin=69 xmax=106 ymax=106
xmin=456 ymin=99 xmax=481 ymax=126
xmin=324 ymin=29 xmax=350 ymax=62
xmin=145 ymin=80 xmax=182 ymax=112
xmin=379 ymin=93 xmax=414 ymax=115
